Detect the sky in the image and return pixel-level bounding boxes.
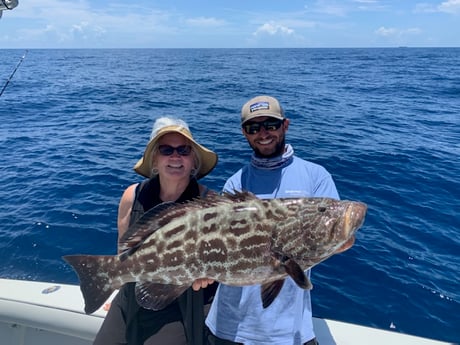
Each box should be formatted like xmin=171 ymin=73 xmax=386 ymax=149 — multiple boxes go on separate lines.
xmin=1 ymin=0 xmax=459 ymax=48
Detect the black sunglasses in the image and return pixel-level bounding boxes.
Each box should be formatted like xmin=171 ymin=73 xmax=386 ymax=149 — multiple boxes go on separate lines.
xmin=158 ymin=145 xmax=192 ymax=156
xmin=243 ymin=119 xmax=284 ymax=135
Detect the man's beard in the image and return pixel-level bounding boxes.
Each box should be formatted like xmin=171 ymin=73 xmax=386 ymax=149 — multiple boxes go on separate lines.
xmin=252 ymin=137 xmax=286 ymax=158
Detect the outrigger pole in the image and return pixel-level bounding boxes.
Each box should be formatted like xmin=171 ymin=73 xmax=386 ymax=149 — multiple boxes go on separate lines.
xmin=0 ymin=49 xmax=28 ymax=97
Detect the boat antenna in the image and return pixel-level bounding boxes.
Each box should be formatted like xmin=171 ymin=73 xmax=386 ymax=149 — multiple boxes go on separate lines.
xmin=0 ymin=49 xmax=28 ymax=97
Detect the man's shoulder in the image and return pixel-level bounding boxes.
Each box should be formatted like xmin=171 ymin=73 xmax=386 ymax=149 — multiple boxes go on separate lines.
xmin=223 ymin=165 xmax=248 ymax=192
xmin=291 ymin=155 xmax=329 ymax=172
xmin=226 ymin=165 xmax=246 ymax=180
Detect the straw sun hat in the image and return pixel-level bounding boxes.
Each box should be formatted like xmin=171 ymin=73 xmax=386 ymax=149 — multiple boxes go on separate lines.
xmin=133 ymin=118 xmax=218 ymax=179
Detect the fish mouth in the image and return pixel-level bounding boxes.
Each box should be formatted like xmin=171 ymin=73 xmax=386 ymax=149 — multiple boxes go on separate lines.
xmin=329 ymin=202 xmax=366 ymax=254
xmin=343 ymin=201 xmax=367 ymax=238
xmin=335 ymin=236 xmax=355 ymax=253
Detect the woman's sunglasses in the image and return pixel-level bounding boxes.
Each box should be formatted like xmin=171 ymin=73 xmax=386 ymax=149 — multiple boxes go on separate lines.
xmin=158 ymin=145 xmax=192 ymax=156
xmin=243 ymin=119 xmax=285 ymax=135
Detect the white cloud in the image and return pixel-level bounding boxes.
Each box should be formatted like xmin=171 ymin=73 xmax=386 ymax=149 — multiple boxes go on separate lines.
xmin=282 ymin=19 xmax=317 ymax=29
xmin=309 ymin=0 xmax=348 ymax=16
xmin=306 ymin=0 xmax=384 ymax=16
xmin=375 ymin=26 xmax=397 ymax=37
xmin=414 ymin=3 xmax=436 ymax=13
xmin=186 ymin=17 xmax=226 ymax=27
xmin=247 ymin=20 xmax=307 ymax=47
xmin=438 ymin=0 xmax=460 ymax=14
xmin=414 ymin=0 xmax=460 ymax=14
xmin=70 ymin=21 xmax=106 ymax=40
xmin=2 ymin=0 xmax=458 ymax=48
xmin=5 ymin=0 xmax=176 ymax=46
xmin=375 ymin=26 xmax=422 ymax=38
xmin=253 ymin=21 xmax=295 ymax=36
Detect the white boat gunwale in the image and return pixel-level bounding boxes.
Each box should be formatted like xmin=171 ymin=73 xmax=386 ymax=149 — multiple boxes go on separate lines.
xmin=0 ymin=278 xmax=456 ymax=345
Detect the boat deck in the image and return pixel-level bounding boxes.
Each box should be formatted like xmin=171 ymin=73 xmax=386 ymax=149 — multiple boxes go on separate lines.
xmin=0 ymin=279 xmax=456 ymax=345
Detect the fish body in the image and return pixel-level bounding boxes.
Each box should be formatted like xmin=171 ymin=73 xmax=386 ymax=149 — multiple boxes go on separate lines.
xmin=64 ymin=192 xmax=367 ymax=314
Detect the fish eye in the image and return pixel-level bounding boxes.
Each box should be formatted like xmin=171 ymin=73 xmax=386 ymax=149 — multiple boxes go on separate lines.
xmin=318 ymin=206 xmax=326 ymax=212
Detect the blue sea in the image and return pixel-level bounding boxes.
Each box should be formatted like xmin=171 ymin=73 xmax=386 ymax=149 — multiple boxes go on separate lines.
xmin=0 ymin=48 xmax=459 ymax=343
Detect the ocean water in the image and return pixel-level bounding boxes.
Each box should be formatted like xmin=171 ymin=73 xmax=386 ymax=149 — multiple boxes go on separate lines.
xmin=0 ymin=48 xmax=458 ymax=343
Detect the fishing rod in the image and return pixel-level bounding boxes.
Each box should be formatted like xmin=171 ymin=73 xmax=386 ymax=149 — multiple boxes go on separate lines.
xmin=0 ymin=49 xmax=28 ymax=97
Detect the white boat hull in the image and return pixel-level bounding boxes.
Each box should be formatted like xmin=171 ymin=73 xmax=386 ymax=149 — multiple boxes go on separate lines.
xmin=0 ymin=278 xmax=455 ymax=345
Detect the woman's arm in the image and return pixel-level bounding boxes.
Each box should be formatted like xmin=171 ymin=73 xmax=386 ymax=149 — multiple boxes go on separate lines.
xmin=117 ymin=183 xmax=138 ymax=250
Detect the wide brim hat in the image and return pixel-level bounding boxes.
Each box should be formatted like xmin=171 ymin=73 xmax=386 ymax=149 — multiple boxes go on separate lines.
xmin=133 ymin=125 xmax=217 ymax=179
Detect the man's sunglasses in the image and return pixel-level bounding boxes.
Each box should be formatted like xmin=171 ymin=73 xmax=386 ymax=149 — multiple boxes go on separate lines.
xmin=243 ymin=119 xmax=284 ymax=135
xmin=158 ymin=145 xmax=192 ymax=156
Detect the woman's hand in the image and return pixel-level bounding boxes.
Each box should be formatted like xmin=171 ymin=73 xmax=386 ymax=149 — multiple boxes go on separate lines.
xmin=192 ymin=278 xmax=215 ymax=291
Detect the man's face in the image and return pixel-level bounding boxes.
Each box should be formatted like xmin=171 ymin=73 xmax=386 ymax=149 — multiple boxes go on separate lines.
xmin=242 ymin=116 xmax=290 ymax=158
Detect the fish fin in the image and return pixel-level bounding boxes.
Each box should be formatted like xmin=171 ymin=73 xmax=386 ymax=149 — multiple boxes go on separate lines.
xmin=118 ymin=193 xmax=239 ymax=254
xmin=135 ymin=282 xmax=189 ymax=311
xmin=63 ymin=255 xmax=116 ymax=314
xmin=119 ymin=191 xmax=259 ymax=253
xmin=119 ymin=191 xmax=257 ymax=257
xmin=260 ymin=279 xmax=285 ymax=308
xmin=119 ymin=242 xmax=142 ymax=262
xmin=282 ymin=257 xmax=312 ymax=289
xmin=221 ymin=190 xmax=258 ymax=202
xmin=118 ymin=201 xmax=176 ymax=254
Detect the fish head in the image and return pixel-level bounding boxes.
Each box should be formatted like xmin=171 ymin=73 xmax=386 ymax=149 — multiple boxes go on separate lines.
xmin=332 ymin=200 xmax=367 ymax=250
xmin=276 ymin=198 xmax=367 ymax=265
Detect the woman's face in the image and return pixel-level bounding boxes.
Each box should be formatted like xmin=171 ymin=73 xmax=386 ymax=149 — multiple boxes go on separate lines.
xmin=153 ymin=133 xmax=195 ymax=181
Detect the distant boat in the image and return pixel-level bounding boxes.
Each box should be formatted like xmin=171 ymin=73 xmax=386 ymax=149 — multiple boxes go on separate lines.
xmin=0 ymin=0 xmax=18 ymax=19
xmin=0 ymin=278 xmax=456 ymax=345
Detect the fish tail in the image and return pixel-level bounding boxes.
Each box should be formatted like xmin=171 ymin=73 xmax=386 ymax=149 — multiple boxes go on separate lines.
xmin=63 ymin=254 xmax=116 ymax=314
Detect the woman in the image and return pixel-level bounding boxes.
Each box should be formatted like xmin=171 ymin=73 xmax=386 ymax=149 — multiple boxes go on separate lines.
xmin=93 ymin=117 xmax=218 ymax=345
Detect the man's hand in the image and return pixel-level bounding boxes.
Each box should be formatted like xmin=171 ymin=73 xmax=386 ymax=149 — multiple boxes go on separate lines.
xmin=192 ymin=278 xmax=215 ymax=291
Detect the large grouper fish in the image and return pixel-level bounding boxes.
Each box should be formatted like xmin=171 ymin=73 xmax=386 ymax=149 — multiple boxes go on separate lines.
xmin=63 ymin=191 xmax=367 ymax=314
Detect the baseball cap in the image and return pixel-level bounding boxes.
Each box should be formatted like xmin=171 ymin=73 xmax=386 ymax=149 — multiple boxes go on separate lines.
xmin=241 ymin=95 xmax=285 ymax=124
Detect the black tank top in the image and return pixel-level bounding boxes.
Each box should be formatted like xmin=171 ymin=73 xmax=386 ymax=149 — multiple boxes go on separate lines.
xmin=123 ymin=176 xmax=215 ymax=345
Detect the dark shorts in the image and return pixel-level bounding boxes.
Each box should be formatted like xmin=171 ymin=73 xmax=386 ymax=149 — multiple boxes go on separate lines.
xmin=93 ymin=283 xmax=186 ymax=345
xmin=93 ymin=282 xmax=217 ymax=345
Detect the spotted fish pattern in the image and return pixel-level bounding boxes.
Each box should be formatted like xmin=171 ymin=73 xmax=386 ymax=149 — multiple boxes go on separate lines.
xmin=63 ymin=192 xmax=367 ymax=314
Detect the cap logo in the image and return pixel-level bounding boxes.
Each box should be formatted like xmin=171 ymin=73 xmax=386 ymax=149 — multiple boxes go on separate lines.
xmin=250 ymin=101 xmax=270 ymax=113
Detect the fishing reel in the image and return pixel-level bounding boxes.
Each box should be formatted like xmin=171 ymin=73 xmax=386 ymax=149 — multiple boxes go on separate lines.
xmin=0 ymin=0 xmax=19 ymax=18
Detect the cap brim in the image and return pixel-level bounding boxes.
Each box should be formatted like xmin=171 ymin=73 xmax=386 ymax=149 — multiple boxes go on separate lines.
xmin=242 ymin=113 xmax=285 ymax=124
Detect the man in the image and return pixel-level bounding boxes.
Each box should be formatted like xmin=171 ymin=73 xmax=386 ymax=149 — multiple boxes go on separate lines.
xmin=205 ymin=95 xmax=339 ymax=345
